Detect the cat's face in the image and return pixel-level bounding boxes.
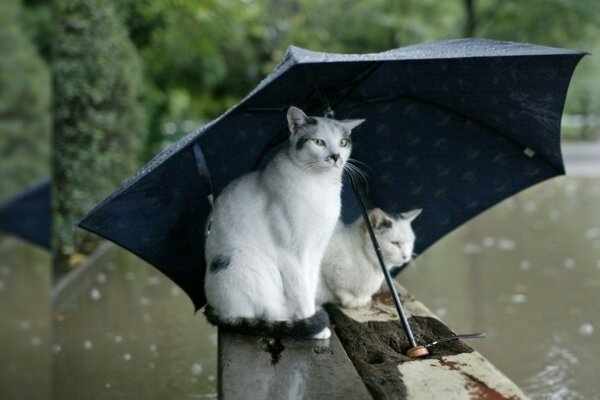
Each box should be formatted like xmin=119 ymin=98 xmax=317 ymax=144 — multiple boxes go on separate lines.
xmin=286 ymin=106 xmax=364 ymax=172
xmin=365 ymin=208 xmax=422 ymax=266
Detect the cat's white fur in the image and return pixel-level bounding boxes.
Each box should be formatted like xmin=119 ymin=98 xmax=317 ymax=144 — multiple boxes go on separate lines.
xmin=317 ymin=208 xmax=422 ymax=308
xmin=204 ymin=106 xmax=364 ymax=339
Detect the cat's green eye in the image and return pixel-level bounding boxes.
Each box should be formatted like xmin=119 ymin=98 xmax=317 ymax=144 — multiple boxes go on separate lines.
xmin=340 ymin=138 xmax=349 ymax=147
xmin=312 ymin=139 xmax=325 ymax=146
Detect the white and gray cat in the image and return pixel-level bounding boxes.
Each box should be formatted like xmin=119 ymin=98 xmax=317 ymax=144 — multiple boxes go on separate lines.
xmin=317 ymin=208 xmax=422 ymax=308
xmin=204 ymin=106 xmax=364 ymax=339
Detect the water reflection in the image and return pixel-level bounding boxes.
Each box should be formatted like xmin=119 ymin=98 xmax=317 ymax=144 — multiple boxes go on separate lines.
xmin=53 ymin=248 xmax=218 ymax=399
xmin=402 ymin=177 xmax=600 ymax=400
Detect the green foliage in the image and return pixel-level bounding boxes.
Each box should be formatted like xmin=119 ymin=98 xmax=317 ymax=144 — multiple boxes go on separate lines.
xmin=54 ymin=0 xmax=144 ymax=258
xmin=116 ymin=0 xmax=599 ymax=159
xmin=47 ymin=0 xmax=600 ymax=261
xmin=0 ymin=0 xmax=50 ymax=204
xmin=20 ymin=0 xmax=53 ymax=62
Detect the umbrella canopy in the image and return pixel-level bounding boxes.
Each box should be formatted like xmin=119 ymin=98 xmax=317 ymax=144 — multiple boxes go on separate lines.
xmin=0 ymin=178 xmax=51 ymax=249
xmin=79 ymin=38 xmax=585 ymax=311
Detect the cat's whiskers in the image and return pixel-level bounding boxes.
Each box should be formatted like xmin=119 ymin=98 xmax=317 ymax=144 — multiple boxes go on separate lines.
xmin=343 ymin=161 xmax=368 ymax=184
xmin=348 ymin=158 xmax=371 ymax=171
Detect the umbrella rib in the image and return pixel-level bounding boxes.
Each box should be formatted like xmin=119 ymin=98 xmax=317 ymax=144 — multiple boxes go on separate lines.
xmin=330 ymin=62 xmax=383 ymax=112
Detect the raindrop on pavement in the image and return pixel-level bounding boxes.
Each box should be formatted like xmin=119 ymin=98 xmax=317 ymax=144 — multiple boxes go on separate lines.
xmin=52 ymin=344 xmax=62 ymax=353
xmin=511 ymin=294 xmax=527 ymax=303
xmin=114 ymin=335 xmax=123 ymax=343
xmin=83 ymin=340 xmax=93 ymax=350
xmin=170 ymin=286 xmax=181 ymax=297
xmin=463 ymin=242 xmax=482 ymax=254
xmin=584 ymin=228 xmax=600 ymax=240
xmin=149 ymin=344 xmax=157 ymax=352
xmin=96 ymin=273 xmax=107 ymax=284
xmin=125 ymin=272 xmax=135 ymax=281
xmin=105 ymin=383 xmax=111 ymax=389
xmin=90 ymin=288 xmax=102 ymax=301
xmin=30 ymin=336 xmax=42 ymax=346
xmin=482 ymin=237 xmax=495 ymax=248
xmin=191 ymin=363 xmax=203 ymax=375
xmin=579 ymin=323 xmax=594 ymax=336
xmin=564 ymin=258 xmax=576 ymax=269
xmin=123 ymin=353 xmax=132 ymax=361
xmin=498 ymin=239 xmax=516 ymax=251
xmin=520 ymin=260 xmax=531 ymax=271
xmin=524 ymin=201 xmax=537 ymax=212
xmin=146 ymin=276 xmax=161 ymax=286
xmin=139 ymin=297 xmax=151 ymax=306
xmin=19 ymin=320 xmax=32 ymax=330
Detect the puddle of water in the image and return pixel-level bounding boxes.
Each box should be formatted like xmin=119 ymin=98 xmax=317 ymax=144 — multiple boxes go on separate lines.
xmin=53 ymin=248 xmax=218 ymax=399
xmin=0 ymin=237 xmax=51 ymax=400
xmin=401 ymin=177 xmax=600 ymax=400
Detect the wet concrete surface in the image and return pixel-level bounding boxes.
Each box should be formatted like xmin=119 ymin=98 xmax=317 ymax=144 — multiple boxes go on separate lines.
xmin=0 ymin=237 xmax=51 ymax=400
xmin=53 ymin=248 xmax=217 ymax=399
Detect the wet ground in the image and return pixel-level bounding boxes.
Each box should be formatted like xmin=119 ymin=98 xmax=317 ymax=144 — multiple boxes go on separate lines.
xmin=53 ymin=248 xmax=218 ymax=399
xmin=0 ymin=237 xmax=51 ymax=400
xmin=49 ymin=176 xmax=599 ymax=400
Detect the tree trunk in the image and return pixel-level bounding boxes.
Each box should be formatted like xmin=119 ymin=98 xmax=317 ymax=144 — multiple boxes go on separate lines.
xmin=464 ymin=0 xmax=477 ymax=37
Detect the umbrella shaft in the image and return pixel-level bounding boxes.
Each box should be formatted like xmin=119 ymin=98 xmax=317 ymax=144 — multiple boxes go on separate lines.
xmin=350 ymin=179 xmax=417 ymax=348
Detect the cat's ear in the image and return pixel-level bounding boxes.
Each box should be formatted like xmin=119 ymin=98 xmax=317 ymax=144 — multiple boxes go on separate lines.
xmin=368 ymin=208 xmax=393 ymax=231
xmin=287 ymin=106 xmax=315 ymax=134
xmin=401 ymin=209 xmax=422 ymax=222
xmin=338 ymin=119 xmax=365 ymax=133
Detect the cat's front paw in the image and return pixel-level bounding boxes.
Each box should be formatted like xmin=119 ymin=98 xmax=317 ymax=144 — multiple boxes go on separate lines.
xmin=312 ymin=327 xmax=331 ymax=340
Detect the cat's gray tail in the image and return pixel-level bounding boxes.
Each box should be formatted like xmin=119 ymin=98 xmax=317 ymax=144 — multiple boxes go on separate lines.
xmin=204 ymin=305 xmax=329 ymax=339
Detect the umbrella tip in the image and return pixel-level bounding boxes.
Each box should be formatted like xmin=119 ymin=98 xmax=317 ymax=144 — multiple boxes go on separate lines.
xmin=406 ymin=345 xmax=430 ymax=358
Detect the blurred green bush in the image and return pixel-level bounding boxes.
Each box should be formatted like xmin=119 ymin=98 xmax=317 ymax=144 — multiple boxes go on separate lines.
xmin=54 ymin=0 xmax=144 ymax=265
xmin=0 ymin=0 xmax=50 ymax=204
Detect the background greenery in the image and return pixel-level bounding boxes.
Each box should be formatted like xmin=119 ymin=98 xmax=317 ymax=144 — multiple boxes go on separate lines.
xmin=7 ymin=0 xmax=600 ymax=271
xmin=0 ymin=0 xmax=50 ymax=204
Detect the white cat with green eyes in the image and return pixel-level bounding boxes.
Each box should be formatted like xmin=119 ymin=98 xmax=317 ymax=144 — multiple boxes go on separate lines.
xmin=317 ymin=208 xmax=422 ymax=308
xmin=204 ymin=106 xmax=364 ymax=339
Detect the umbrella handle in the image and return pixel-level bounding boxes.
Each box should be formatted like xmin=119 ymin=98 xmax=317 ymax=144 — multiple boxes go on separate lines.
xmin=350 ymin=178 xmax=428 ymax=358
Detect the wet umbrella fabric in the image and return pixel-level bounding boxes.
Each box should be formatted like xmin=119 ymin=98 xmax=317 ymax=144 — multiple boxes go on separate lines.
xmin=0 ymin=178 xmax=51 ymax=249
xmin=79 ymin=39 xmax=584 ymax=311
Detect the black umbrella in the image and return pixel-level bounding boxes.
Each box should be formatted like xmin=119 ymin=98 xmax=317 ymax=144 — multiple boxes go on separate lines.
xmin=0 ymin=178 xmax=51 ymax=249
xmin=79 ymin=38 xmax=584 ymax=320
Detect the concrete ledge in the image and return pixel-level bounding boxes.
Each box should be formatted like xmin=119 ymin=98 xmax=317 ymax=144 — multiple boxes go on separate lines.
xmin=217 ymin=283 xmax=528 ymax=399
xmin=219 ymin=329 xmax=371 ymax=399
xmin=327 ymin=285 xmax=528 ymax=400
